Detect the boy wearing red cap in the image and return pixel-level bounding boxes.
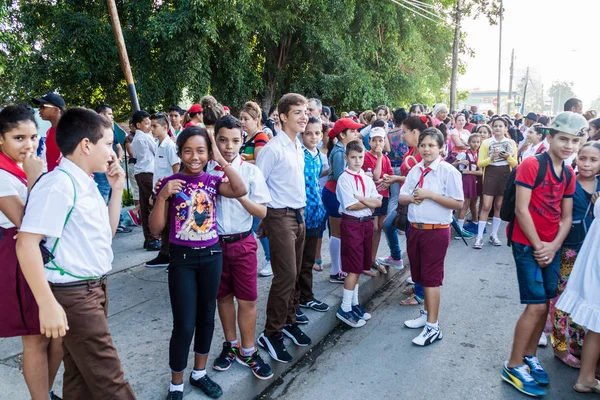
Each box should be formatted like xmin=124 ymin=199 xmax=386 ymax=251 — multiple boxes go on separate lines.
xmin=335 ymin=140 xmax=382 ymax=328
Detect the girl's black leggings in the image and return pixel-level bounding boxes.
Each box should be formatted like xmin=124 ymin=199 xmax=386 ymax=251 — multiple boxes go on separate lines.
xmin=168 ymin=244 xmax=222 ymax=372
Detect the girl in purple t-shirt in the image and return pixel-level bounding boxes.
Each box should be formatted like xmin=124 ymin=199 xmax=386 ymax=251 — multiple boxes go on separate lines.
xmin=149 ymin=126 xmax=247 ymax=399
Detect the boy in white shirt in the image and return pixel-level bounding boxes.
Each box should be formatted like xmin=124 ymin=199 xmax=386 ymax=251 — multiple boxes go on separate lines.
xmin=16 ymin=107 xmax=135 ymax=399
xmin=146 ymin=113 xmax=180 ymax=268
xmin=335 ymin=140 xmax=382 ymax=328
xmin=207 ymin=115 xmax=273 ymax=380
xmin=131 ymin=110 xmax=160 ymax=251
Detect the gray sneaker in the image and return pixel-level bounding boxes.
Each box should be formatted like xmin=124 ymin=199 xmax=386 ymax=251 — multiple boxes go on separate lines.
xmin=489 ymin=235 xmax=503 ymax=246
xmin=473 ymin=236 xmax=484 ymax=249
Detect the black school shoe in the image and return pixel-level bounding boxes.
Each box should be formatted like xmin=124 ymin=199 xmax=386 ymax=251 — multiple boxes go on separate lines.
xmin=295 ymin=308 xmax=309 ymax=324
xmin=147 ymin=239 xmax=161 ymax=251
xmin=258 ymin=332 xmax=293 ymax=363
xmin=165 ymin=390 xmax=183 ymax=400
xmin=189 ymin=374 xmax=223 ymax=399
xmin=213 ymin=342 xmax=238 ymax=371
xmin=145 ymin=253 xmax=170 ymax=268
xmin=299 ymin=299 xmax=330 ymax=312
xmin=282 ymin=323 xmax=312 ymax=347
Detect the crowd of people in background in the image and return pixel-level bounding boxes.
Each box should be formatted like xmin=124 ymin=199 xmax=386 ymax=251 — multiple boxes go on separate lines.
xmin=1 ymin=91 xmax=599 ymax=399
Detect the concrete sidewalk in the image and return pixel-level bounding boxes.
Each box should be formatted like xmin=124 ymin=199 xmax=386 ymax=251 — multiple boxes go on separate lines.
xmin=0 ymin=226 xmax=407 ymax=399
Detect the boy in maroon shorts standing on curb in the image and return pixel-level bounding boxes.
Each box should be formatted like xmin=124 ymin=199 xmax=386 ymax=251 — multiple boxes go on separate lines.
xmin=207 ymin=115 xmax=273 ymax=380
xmin=335 ymin=140 xmax=382 ymax=328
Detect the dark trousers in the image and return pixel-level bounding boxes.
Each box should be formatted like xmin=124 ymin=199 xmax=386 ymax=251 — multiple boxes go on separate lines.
xmin=134 ymin=172 xmax=154 ymax=241
xmin=52 ymin=281 xmax=135 ymax=400
xmin=168 ymin=244 xmax=222 ymax=372
xmin=296 ymin=229 xmax=319 ymax=304
xmin=263 ymin=208 xmax=305 ymax=335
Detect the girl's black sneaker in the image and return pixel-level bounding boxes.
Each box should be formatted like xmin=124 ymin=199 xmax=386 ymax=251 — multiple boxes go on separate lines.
xmin=189 ymin=374 xmax=223 ymax=399
xmin=165 ymin=390 xmax=183 ymax=400
xmin=212 ymin=342 xmax=238 ymax=371
xmin=236 ymin=349 xmax=274 ymax=380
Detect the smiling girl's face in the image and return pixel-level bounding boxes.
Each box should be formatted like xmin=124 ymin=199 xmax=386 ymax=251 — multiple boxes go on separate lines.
xmin=180 ymin=134 xmax=210 ymax=175
xmin=0 ymin=120 xmax=39 ymax=163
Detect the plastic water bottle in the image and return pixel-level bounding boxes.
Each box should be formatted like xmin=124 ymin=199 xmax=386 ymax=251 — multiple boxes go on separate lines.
xmin=366 ymin=168 xmax=373 ymax=177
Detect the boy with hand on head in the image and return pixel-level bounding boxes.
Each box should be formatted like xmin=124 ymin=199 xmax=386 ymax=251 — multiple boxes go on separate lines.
xmin=296 ymin=117 xmax=330 ymax=324
xmin=16 ymin=108 xmax=136 ymax=399
xmin=131 ymin=110 xmax=160 ymax=251
xmin=335 ymin=140 xmax=382 ymax=328
xmin=256 ymin=93 xmax=310 ymax=363
xmin=206 ymin=115 xmax=273 ymax=380
xmin=501 ymin=112 xmax=586 ymax=397
xmin=145 ymin=113 xmax=181 ymax=268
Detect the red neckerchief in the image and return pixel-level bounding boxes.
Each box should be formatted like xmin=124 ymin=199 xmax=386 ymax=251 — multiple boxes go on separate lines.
xmin=345 ymin=170 xmax=365 ymax=196
xmin=467 ymin=149 xmax=478 ymax=170
xmin=0 ymin=152 xmax=27 ymax=185
xmin=535 ymin=143 xmax=546 ymax=154
xmin=418 ymin=157 xmax=442 ymax=188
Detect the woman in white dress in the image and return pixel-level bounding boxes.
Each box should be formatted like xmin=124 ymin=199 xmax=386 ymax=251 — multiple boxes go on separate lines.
xmin=557 ymin=187 xmax=600 ymax=393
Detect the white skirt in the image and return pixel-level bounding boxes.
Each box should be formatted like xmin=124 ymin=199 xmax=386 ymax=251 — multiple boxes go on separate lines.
xmin=556 ymin=201 xmax=600 ymax=332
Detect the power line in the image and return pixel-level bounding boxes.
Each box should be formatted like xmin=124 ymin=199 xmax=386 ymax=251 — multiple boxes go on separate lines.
xmin=389 ymin=0 xmax=446 ymax=24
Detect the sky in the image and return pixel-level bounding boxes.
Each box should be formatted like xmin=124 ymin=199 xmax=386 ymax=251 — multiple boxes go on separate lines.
xmin=458 ymin=0 xmax=599 ymax=109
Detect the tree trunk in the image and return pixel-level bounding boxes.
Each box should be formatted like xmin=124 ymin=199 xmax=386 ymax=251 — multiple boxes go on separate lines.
xmin=449 ymin=0 xmax=462 ymax=112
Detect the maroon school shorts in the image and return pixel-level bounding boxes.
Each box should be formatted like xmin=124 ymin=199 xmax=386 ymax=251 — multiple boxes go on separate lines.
xmin=340 ymin=215 xmax=374 ymax=275
xmin=407 ymin=225 xmax=451 ymax=287
xmin=217 ymin=233 xmax=258 ymax=301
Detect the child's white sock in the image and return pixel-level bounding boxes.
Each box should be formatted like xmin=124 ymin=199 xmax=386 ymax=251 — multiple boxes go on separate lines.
xmin=229 ymin=339 xmax=239 ymax=347
xmin=170 ymin=382 xmax=184 ymax=392
xmin=341 ymin=288 xmax=353 ymax=312
xmin=426 ymin=320 xmax=439 ymax=329
xmin=191 ymin=369 xmax=206 ymax=380
xmin=329 ymin=237 xmax=341 ymax=275
xmin=241 ymin=346 xmax=255 ymax=357
xmin=477 ymin=221 xmax=487 ymax=238
xmin=458 ymin=219 xmax=465 ymax=230
xmin=491 ymin=217 xmax=501 ymax=237
xmin=352 ymin=284 xmax=360 ymax=306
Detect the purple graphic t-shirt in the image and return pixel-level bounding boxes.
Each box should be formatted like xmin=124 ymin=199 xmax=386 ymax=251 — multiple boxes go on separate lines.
xmin=159 ymin=172 xmax=222 ymax=248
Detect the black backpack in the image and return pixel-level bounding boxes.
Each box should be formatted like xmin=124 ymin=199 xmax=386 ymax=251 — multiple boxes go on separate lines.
xmin=500 ymin=154 xmax=572 ymax=246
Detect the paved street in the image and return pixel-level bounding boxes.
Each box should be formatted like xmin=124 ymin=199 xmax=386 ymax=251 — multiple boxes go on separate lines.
xmin=0 ymin=225 xmax=587 ymax=400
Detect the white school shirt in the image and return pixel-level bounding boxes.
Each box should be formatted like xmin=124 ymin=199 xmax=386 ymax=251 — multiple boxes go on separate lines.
xmin=153 ymin=137 xmax=180 ymax=186
xmin=0 ymin=169 xmax=27 ymax=229
xmin=131 ymin=129 xmax=156 ymax=175
xmin=336 ymin=168 xmax=382 ymax=218
xmin=255 ymin=131 xmax=306 ymax=209
xmin=520 ymin=141 xmax=546 ymax=160
xmin=399 ymin=157 xmax=464 ymax=224
xmin=20 ymin=158 xmax=113 ymax=283
xmin=207 ymin=156 xmax=271 ymax=235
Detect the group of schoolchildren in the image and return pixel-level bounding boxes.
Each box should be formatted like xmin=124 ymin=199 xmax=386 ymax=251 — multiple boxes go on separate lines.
xmin=1 ymin=92 xmax=600 ymax=400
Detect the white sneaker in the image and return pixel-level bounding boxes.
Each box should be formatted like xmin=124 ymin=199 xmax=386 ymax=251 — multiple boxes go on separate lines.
xmin=407 ymin=276 xmax=414 ymax=285
xmin=538 ymin=333 xmax=548 ymax=347
xmin=259 ymin=261 xmax=273 ymax=277
xmin=377 ymin=256 xmax=404 ymax=270
xmin=489 ymin=235 xmax=502 ymax=247
xmin=473 ymin=236 xmax=484 ymax=249
xmin=404 ymin=310 xmax=427 ymax=329
xmin=412 ymin=325 xmax=443 ymax=346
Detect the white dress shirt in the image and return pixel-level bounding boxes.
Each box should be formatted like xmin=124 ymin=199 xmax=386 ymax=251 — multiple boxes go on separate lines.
xmin=520 ymin=141 xmax=546 ymax=160
xmin=336 ymin=168 xmax=382 ymax=218
xmin=400 ymin=157 xmax=464 ymax=224
xmin=20 ymin=158 xmax=113 ymax=283
xmin=255 ymin=132 xmax=306 ymax=209
xmin=153 ymin=137 xmax=180 ymax=186
xmin=131 ymin=130 xmax=156 ymax=175
xmin=207 ymin=156 xmax=271 ymax=235
xmin=0 ymin=169 xmax=27 ymax=229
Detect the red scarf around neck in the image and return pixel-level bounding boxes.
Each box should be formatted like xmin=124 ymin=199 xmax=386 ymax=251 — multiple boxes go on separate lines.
xmin=345 ymin=170 xmax=366 ymax=196
xmin=0 ymin=152 xmax=27 ymax=185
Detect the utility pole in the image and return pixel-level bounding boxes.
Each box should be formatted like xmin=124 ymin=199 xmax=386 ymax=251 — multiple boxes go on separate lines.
xmin=507 ymin=48 xmax=514 ymax=116
xmin=521 ymin=67 xmax=529 ymax=115
xmin=106 ymin=0 xmax=140 ymax=112
xmin=449 ymin=0 xmax=462 ymax=112
xmin=496 ymin=0 xmax=503 ymax=115
xmin=540 ymin=83 xmax=544 ymax=114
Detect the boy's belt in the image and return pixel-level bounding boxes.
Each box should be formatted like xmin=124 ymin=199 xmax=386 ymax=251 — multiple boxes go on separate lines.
xmin=410 ymin=223 xmax=450 ymax=230
xmin=50 ymin=276 xmax=107 ymax=290
xmin=219 ymin=230 xmax=252 ymax=244
xmin=342 ymin=214 xmax=374 ymax=223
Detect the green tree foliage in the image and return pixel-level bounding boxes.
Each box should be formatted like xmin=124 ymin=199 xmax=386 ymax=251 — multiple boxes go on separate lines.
xmin=1 ymin=0 xmax=468 ymax=116
xmin=548 ymin=81 xmax=576 ymax=115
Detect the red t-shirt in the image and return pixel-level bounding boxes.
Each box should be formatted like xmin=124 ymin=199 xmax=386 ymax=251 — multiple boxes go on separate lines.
xmin=400 ymin=147 xmax=422 ymax=179
xmin=511 ymin=154 xmax=576 ymax=246
xmin=45 ymin=127 xmax=60 ymax=172
xmin=362 ymin=152 xmax=394 ymax=197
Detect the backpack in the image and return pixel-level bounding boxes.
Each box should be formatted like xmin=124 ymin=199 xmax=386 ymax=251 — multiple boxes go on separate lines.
xmin=500 ymin=154 xmax=572 ymax=246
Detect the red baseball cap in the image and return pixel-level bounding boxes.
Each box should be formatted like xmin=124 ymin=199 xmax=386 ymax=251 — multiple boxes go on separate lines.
xmin=223 ymin=105 xmax=230 ymax=112
xmin=188 ymin=104 xmax=203 ymax=114
xmin=328 ymin=118 xmax=364 ymax=138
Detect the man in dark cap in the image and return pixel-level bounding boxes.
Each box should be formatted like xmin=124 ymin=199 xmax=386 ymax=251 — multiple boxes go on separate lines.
xmin=32 ymin=93 xmax=66 ymax=171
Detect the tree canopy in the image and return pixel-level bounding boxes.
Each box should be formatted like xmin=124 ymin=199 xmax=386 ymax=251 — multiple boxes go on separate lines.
xmin=1 ymin=0 xmax=480 ymax=117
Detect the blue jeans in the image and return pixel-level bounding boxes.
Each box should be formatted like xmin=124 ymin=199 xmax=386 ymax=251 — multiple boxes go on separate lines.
xmin=512 ymin=242 xmax=560 ymax=304
xmin=252 ymin=217 xmax=270 ymax=261
xmin=382 ymin=209 xmax=402 ymax=261
xmin=93 ymin=173 xmax=111 ymax=205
